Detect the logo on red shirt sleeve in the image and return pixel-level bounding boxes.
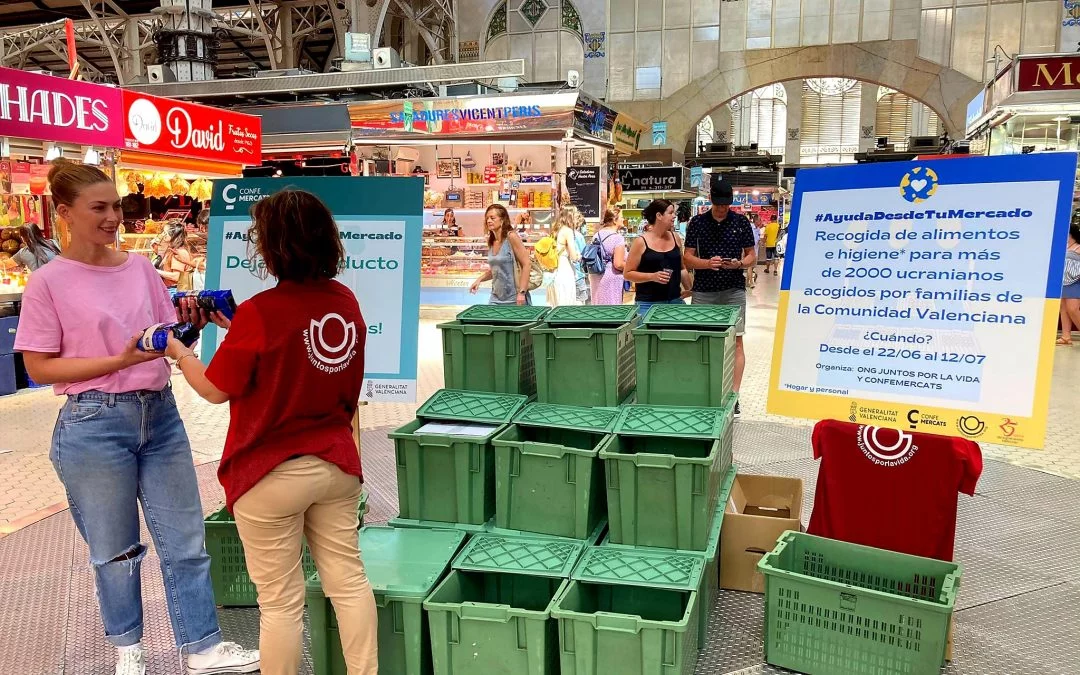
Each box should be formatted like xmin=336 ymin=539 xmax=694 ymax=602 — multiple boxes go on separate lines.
xmin=304 ymin=312 xmax=359 ymax=373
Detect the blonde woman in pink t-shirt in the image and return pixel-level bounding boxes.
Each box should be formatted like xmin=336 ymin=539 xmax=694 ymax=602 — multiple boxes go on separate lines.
xmin=14 ymin=161 xmax=258 ymax=675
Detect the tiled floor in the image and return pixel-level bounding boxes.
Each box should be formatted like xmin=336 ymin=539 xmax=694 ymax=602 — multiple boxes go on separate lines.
xmin=2 ymin=272 xmax=1078 ymax=533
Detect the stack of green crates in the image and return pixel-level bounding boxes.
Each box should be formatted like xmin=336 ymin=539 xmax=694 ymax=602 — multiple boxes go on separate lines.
xmin=438 ymin=305 xmax=550 ymax=396
xmin=204 ymin=490 xmax=368 ymax=607
xmin=531 ymin=305 xmax=639 ymax=407
xmin=599 ymin=398 xmax=735 ymax=551
xmin=424 ymin=532 xmax=586 ymax=675
xmin=491 ymin=403 xmax=619 ymax=540
xmin=598 ymin=466 xmax=737 ymax=650
xmin=390 ymin=389 xmax=528 ymax=530
xmin=306 ymin=525 xmax=467 ymax=675
xmin=634 ymin=304 xmax=740 ymax=407
xmin=758 ymin=531 xmax=962 ymax=674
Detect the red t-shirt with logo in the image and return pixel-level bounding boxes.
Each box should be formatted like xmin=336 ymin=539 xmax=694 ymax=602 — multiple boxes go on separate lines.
xmin=206 ymin=279 xmax=366 ymax=511
xmin=808 ymin=419 xmax=982 ymax=561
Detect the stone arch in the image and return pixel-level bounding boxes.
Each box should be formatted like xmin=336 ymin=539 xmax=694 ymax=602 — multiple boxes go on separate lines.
xmin=615 ymin=41 xmax=981 ymax=153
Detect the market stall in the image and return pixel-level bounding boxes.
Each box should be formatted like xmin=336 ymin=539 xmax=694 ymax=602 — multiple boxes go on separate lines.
xmin=966 ymin=53 xmax=1080 ymax=190
xmin=115 ymin=91 xmax=262 ymax=264
xmin=347 ymin=91 xmax=637 ymax=306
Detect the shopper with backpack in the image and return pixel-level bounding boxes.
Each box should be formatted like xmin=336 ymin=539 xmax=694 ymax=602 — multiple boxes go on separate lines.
xmin=470 ymin=204 xmax=535 ymax=305
xmin=584 ymin=209 xmax=627 ymax=305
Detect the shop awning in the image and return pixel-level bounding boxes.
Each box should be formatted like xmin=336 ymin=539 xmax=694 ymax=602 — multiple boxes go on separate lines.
xmin=117 ymin=151 xmax=243 ymax=178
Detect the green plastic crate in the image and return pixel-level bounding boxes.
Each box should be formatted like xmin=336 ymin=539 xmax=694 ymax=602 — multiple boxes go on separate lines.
xmin=551 ymin=579 xmax=699 ymax=675
xmin=758 ymin=530 xmax=961 ymax=675
xmin=391 ymin=390 xmax=528 ymax=526
xmin=531 ymin=308 xmax=637 ymax=407
xmin=306 ymin=526 xmax=467 ymax=675
xmin=204 ymin=490 xmax=367 ymax=607
xmin=633 ymin=323 xmax=735 ymax=407
xmin=640 ymin=303 xmax=742 ymax=329
xmin=423 ymin=534 xmax=584 ymax=675
xmin=438 ymin=319 xmax=541 ymax=396
xmin=599 ymin=403 xmax=734 ymax=551
xmin=457 ymin=304 xmax=550 ymax=325
xmin=600 ymin=466 xmax=737 ymax=649
xmin=491 ymin=403 xmax=618 ymax=539
xmin=543 ymin=305 xmax=640 ymax=325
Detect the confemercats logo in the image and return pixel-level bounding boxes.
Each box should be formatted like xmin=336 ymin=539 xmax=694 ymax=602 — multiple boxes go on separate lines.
xmin=220 ymin=183 xmax=266 ymax=211
xmin=857 ymin=426 xmax=918 ymax=467
xmin=303 ymin=312 xmax=358 ymax=374
xmin=899 ymin=167 xmax=939 ymax=204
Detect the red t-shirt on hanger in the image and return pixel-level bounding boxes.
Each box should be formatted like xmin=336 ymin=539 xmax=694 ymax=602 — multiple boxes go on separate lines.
xmin=808 ymin=420 xmax=982 ymax=561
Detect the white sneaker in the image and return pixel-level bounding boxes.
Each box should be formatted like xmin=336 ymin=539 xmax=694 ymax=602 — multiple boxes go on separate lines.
xmin=115 ymin=646 xmax=146 ymax=675
xmin=186 ymin=641 xmax=260 ymax=674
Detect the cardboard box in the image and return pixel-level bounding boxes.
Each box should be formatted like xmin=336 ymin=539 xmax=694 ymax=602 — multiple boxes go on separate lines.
xmin=720 ymin=473 xmax=804 ymax=593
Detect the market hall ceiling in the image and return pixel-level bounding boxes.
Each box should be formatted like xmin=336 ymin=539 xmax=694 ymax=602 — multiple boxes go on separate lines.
xmin=0 ymin=1 xmax=337 ymax=83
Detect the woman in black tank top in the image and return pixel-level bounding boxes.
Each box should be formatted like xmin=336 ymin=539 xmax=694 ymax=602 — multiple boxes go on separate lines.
xmin=624 ymin=199 xmax=688 ymax=311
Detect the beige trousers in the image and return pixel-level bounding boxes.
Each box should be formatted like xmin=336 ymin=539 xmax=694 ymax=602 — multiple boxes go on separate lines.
xmin=233 ymin=456 xmax=378 ymax=675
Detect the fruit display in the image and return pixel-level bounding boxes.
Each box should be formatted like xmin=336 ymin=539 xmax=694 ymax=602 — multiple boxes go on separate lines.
xmin=2 ymin=239 xmax=21 ymax=254
xmin=0 ymin=228 xmax=17 ymax=241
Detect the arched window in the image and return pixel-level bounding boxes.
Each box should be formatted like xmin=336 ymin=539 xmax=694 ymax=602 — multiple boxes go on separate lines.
xmin=696 ymin=116 xmax=715 ymax=148
xmin=483 ymin=1 xmax=585 ymax=84
xmin=801 ymin=78 xmax=862 ymax=165
xmin=729 ymin=84 xmax=787 ymax=155
xmin=876 ymin=89 xmax=945 ymax=150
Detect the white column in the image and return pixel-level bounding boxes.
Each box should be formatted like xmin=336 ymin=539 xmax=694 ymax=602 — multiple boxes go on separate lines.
xmin=859 ymin=83 xmax=878 ymax=152
xmin=911 ymin=100 xmax=930 ymax=137
xmin=733 ymin=93 xmax=753 ymax=146
xmin=782 ymin=80 xmax=802 ymax=164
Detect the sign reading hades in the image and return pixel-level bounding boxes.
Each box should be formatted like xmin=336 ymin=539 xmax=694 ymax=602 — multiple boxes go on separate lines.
xmin=122 ymin=92 xmax=261 ymax=164
xmin=767 ymin=154 xmax=1077 ymax=449
xmin=206 ymin=177 xmax=424 ymax=402
xmin=0 ymin=65 xmax=124 ymax=146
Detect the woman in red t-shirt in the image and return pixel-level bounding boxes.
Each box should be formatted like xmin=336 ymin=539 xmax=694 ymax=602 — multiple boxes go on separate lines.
xmin=167 ymin=190 xmax=377 ymax=674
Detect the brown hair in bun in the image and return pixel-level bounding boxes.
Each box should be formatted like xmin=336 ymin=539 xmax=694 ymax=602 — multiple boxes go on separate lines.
xmin=47 ymin=159 xmax=112 ymax=206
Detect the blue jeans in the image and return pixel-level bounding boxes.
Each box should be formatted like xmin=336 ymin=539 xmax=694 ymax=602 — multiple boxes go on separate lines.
xmin=636 ymin=298 xmax=686 ymax=317
xmin=50 ymin=388 xmax=222 ymax=652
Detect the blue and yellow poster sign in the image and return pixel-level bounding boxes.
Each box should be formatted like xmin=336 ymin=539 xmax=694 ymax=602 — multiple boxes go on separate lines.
xmin=205 ymin=177 xmax=424 ymax=402
xmin=767 ymin=153 xmax=1077 ymax=449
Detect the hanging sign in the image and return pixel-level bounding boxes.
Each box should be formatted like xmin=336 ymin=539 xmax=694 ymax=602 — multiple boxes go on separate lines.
xmin=767 ymin=154 xmax=1077 ymax=449
xmin=612 ymin=112 xmax=646 ymax=155
xmin=0 ymin=66 xmax=123 ymax=147
xmin=205 ymin=177 xmax=424 ymax=402
xmin=619 ymin=166 xmax=684 ymax=192
xmin=652 ymin=121 xmax=667 ymax=146
xmin=566 ymin=166 xmax=601 ymax=219
xmin=122 ymin=91 xmax=262 ymax=165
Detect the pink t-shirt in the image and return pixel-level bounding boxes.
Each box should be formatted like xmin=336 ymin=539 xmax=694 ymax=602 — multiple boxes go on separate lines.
xmin=14 ymin=254 xmax=176 ymax=395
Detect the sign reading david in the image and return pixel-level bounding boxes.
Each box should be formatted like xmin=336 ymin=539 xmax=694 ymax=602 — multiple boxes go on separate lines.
xmin=206 ymin=177 xmax=423 ymax=402
xmin=767 ymin=154 xmax=1077 ymax=449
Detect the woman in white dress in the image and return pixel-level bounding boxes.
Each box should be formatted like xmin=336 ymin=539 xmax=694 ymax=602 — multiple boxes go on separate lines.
xmin=548 ymin=207 xmax=581 ymax=306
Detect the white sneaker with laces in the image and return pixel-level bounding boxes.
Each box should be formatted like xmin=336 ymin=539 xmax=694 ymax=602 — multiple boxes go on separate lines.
xmin=115 ymin=646 xmax=146 ymax=675
xmin=186 ymin=642 xmax=260 ymax=675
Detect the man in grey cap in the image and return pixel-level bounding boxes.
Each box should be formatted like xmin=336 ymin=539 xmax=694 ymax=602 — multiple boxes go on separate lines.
xmin=683 ymin=175 xmax=757 ymax=416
